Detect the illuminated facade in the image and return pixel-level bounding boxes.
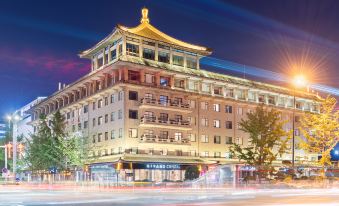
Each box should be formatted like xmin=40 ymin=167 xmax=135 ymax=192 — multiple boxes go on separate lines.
xmin=30 ymin=8 xmax=321 ymax=182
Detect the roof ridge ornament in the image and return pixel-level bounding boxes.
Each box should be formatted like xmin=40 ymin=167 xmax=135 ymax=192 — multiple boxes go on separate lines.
xmin=141 ymin=7 xmax=150 ymax=24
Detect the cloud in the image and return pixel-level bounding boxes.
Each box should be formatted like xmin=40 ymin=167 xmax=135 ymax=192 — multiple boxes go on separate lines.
xmin=0 ymin=47 xmax=89 ymax=81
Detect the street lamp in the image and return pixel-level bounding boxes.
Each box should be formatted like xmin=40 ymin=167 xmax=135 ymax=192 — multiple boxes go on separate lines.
xmin=291 ymin=75 xmax=307 ymax=168
xmin=6 ymin=114 xmax=21 ymax=180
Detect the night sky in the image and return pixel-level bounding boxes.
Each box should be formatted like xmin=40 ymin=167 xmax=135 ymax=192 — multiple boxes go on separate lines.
xmin=1 ymin=0 xmax=339 ymax=117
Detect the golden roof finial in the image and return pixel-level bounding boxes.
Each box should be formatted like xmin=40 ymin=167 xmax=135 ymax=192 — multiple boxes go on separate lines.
xmin=141 ymin=7 xmax=149 ymax=24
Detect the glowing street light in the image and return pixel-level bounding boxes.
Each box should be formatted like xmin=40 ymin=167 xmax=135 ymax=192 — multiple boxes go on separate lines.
xmin=293 ymin=75 xmax=307 ymax=88
xmin=6 ymin=113 xmax=21 ymax=180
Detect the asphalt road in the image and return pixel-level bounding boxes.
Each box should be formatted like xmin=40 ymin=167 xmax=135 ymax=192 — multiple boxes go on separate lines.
xmin=1 ymin=186 xmax=339 ymax=206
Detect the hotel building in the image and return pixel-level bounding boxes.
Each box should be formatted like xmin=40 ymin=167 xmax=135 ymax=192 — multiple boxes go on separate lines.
xmin=29 ymin=8 xmax=320 ymax=182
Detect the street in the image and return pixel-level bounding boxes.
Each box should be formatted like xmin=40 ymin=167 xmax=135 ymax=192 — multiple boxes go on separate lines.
xmin=1 ymin=186 xmax=339 ymax=206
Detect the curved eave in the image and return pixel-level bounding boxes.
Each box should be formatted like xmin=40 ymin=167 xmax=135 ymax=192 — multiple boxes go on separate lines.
xmin=79 ymin=27 xmax=121 ymax=59
xmin=118 ymin=23 xmax=212 ymax=55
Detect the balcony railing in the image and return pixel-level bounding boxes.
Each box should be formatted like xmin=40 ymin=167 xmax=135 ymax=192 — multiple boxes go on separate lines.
xmin=140 ymin=116 xmax=191 ymax=127
xmin=140 ymin=98 xmax=190 ymax=109
xmin=140 ymin=134 xmax=190 ymax=145
xmin=124 ymin=148 xmax=197 ymax=157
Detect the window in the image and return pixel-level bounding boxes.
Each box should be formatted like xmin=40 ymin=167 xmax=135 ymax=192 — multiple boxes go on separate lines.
xmin=111 ymin=49 xmax=116 ymax=60
xmin=174 ymin=79 xmax=185 ymax=89
xmin=160 ymin=77 xmax=169 ymax=86
xmin=104 ymin=97 xmax=108 ymax=106
xmin=159 ymin=113 xmax=168 ymax=122
xmin=98 ymin=133 xmax=102 ymax=142
xmin=98 ymin=99 xmax=103 ymax=108
xmin=129 ymin=128 xmax=138 ymax=138
xmin=111 ymin=94 xmax=115 ymax=103
xmin=258 ymin=95 xmax=265 ymax=103
xmin=226 ymin=121 xmax=232 ymax=129
xmin=67 ymin=112 xmax=70 ymax=119
xmin=202 ymin=83 xmax=210 ymax=93
xmin=237 ymin=107 xmax=243 ymax=115
xmin=214 ymin=86 xmax=222 ymax=95
xmin=174 ymin=132 xmax=182 ymax=141
xmin=201 ymin=118 xmax=208 ymax=127
xmin=105 ymin=114 xmax=108 ymax=123
xmin=186 ymin=57 xmax=197 ymax=69
xmin=92 ymin=118 xmax=96 ymax=127
xmin=105 ymin=132 xmax=108 ymax=141
xmin=98 ymin=116 xmax=103 ymax=125
xmin=84 ymin=121 xmax=88 ymax=129
xmin=214 ymin=136 xmax=221 ymax=144
xmin=213 ymin=104 xmax=220 ymax=112
xmin=129 ymin=91 xmax=138 ymax=100
xmin=268 ymin=96 xmax=275 ymax=105
xmin=159 ymin=95 xmax=168 ymax=105
xmin=201 ymin=102 xmax=208 ymax=110
xmin=226 ymin=88 xmax=234 ymax=97
xmin=126 ymin=43 xmax=139 ymax=56
xmin=189 ymin=100 xmax=196 ymax=108
xmin=202 ymin=151 xmax=209 ymax=157
xmin=119 ymin=128 xmax=123 ymax=138
xmin=214 ymin=152 xmax=221 ymax=158
xmin=158 ymin=51 xmax=169 ymax=63
xmin=248 ymin=91 xmax=256 ymax=101
xmin=188 ymin=80 xmax=198 ymax=91
xmin=213 ymin=120 xmax=220 ymax=128
xmin=235 ymin=137 xmax=243 ymax=145
xmin=145 ymin=73 xmax=155 ymax=84
xmin=128 ymin=70 xmax=140 ymax=81
xmin=129 ymin=110 xmax=138 ymax=119
xmin=296 ymin=102 xmax=302 ymax=109
xmin=189 ymin=133 xmax=196 ymax=142
xmin=84 ymin=105 xmax=88 ymax=113
xmin=72 ymin=125 xmax=76 ymax=132
xmin=77 ymin=123 xmax=81 ymax=130
xmin=92 ymin=135 xmax=96 ymax=143
xmin=111 ymin=130 xmax=115 ymax=139
xmin=118 ymin=147 xmax=122 ymax=154
xmin=172 ymin=55 xmax=184 ymax=66
xmin=143 ymin=48 xmax=155 ymax=60
xmin=226 ymin=136 xmax=233 ymax=144
xmin=225 ymin=105 xmax=232 ymax=113
xmin=111 ymin=112 xmax=115 ymax=121
xmin=118 ymin=109 xmax=122 ymax=119
xmin=118 ymin=91 xmax=123 ymax=101
xmin=201 ymin=135 xmax=209 ymax=143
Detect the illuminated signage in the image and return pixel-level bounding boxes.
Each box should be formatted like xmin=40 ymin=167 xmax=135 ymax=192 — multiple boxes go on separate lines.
xmin=145 ymin=163 xmax=181 ymax=170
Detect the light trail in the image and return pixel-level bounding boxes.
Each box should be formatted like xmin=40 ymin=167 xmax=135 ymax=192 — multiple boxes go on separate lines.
xmin=201 ymin=56 xmax=339 ymax=96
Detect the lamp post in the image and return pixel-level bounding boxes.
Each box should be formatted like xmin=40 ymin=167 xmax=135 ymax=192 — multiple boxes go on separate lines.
xmin=291 ymin=75 xmax=307 ymax=168
xmin=6 ymin=114 xmax=21 ymax=180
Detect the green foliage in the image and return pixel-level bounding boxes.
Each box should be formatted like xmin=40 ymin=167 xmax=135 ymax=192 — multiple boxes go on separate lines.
xmin=300 ymin=96 xmax=339 ymax=167
xmin=230 ymin=105 xmax=290 ymax=171
xmin=184 ymin=166 xmax=200 ymax=180
xmin=25 ymin=111 xmax=82 ymax=172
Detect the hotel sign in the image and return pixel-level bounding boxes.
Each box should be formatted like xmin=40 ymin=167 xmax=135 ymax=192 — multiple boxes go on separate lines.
xmin=145 ymin=163 xmax=181 ymax=170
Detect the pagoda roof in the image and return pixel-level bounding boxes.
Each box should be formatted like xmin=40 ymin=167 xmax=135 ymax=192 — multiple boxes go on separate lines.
xmin=80 ymin=8 xmax=212 ymax=58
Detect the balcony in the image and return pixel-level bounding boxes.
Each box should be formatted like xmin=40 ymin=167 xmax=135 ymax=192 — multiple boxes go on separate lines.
xmin=140 ymin=98 xmax=191 ymax=112
xmin=140 ymin=134 xmax=190 ymax=145
xmin=124 ymin=148 xmax=196 ymax=157
xmin=140 ymin=116 xmax=192 ymax=130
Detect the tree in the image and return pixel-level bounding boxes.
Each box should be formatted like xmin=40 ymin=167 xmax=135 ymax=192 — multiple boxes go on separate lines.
xmin=184 ymin=166 xmax=200 ymax=180
xmin=300 ymin=96 xmax=339 ymax=168
xmin=25 ymin=111 xmax=83 ymax=172
xmin=230 ymin=105 xmax=290 ymax=177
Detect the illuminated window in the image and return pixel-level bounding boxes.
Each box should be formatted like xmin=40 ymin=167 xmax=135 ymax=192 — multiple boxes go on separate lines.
xmin=126 ymin=43 xmax=139 ymax=56
xmin=201 ymin=135 xmax=209 ymax=143
xmin=173 ymin=55 xmax=184 ymax=66
xmin=158 ymin=51 xmax=170 ymax=63
xmin=128 ymin=128 xmax=138 ymax=138
xmin=213 ymin=103 xmax=220 ymax=112
xmin=143 ymin=48 xmax=155 ymax=60
xmin=213 ymin=120 xmax=220 ymax=128
xmin=186 ymin=57 xmax=197 ymax=69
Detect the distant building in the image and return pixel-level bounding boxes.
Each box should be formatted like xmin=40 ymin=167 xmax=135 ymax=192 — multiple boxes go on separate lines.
xmin=0 ymin=121 xmax=7 ymax=139
xmin=12 ymin=97 xmax=46 ymax=140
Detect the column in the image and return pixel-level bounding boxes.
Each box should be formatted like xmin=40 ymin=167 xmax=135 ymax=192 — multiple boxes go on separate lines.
xmin=123 ymin=67 xmax=128 ymax=81
xmin=108 ymin=46 xmax=112 ymax=63
xmin=155 ymin=42 xmax=159 ymax=61
xmin=140 ymin=69 xmax=145 ymax=83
